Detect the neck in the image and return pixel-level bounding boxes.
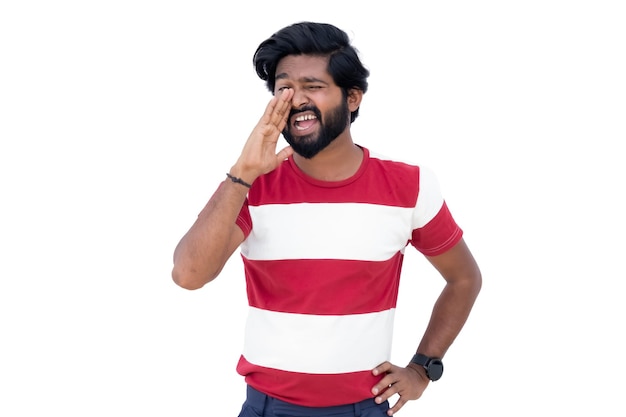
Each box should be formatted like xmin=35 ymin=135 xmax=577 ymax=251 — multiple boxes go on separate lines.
xmin=292 ymin=133 xmax=363 ymax=182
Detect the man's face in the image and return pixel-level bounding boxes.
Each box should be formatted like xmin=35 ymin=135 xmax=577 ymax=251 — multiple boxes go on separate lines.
xmin=274 ymin=55 xmax=350 ymax=159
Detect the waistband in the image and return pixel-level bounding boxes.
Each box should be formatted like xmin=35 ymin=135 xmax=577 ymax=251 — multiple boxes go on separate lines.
xmin=245 ymin=385 xmax=388 ymax=417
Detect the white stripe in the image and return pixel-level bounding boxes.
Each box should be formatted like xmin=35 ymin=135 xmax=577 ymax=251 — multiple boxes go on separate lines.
xmin=242 ymin=307 xmax=395 ymax=374
xmin=413 ymin=165 xmax=445 ymax=229
xmin=241 ymin=203 xmax=413 ymax=261
xmin=366 ymin=153 xmax=444 ymax=229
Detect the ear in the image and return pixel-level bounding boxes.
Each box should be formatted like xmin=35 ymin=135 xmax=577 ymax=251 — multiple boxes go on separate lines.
xmin=347 ymin=88 xmax=363 ymax=112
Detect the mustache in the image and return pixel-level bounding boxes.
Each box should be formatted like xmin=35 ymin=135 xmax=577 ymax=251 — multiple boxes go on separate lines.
xmin=288 ymin=105 xmax=322 ymax=120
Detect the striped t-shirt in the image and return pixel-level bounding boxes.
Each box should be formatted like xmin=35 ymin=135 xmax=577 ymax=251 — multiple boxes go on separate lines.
xmin=234 ymin=146 xmax=462 ymax=407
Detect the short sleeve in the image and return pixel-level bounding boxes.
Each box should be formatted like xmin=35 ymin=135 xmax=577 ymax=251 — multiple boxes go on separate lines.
xmin=410 ymin=166 xmax=463 ymax=256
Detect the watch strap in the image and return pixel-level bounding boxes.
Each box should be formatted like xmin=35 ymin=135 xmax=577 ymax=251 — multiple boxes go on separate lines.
xmin=410 ymin=353 xmax=444 ymax=381
xmin=411 ymin=353 xmax=431 ymax=367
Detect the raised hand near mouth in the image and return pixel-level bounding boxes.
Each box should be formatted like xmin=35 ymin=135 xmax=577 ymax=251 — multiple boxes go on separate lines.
xmin=230 ymin=88 xmax=295 ymax=185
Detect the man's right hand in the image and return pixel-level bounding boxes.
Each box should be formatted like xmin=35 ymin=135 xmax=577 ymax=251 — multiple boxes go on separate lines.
xmin=230 ymin=88 xmax=295 ymax=184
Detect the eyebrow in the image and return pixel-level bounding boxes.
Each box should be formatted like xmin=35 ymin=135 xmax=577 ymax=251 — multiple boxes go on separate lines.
xmin=275 ymin=74 xmax=330 ymax=85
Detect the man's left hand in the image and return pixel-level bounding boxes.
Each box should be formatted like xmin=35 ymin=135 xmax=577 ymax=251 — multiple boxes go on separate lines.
xmin=371 ymin=361 xmax=429 ymax=416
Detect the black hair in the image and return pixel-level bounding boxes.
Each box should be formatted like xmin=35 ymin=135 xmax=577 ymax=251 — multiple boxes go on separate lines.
xmin=253 ymin=22 xmax=370 ymax=122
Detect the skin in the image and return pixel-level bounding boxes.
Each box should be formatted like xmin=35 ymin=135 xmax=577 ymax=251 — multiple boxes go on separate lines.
xmin=172 ymin=54 xmax=482 ymax=416
xmin=371 ymin=239 xmax=482 ymax=415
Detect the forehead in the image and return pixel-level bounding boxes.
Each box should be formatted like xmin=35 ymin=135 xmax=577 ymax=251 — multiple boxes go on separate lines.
xmin=275 ymin=55 xmax=332 ymax=82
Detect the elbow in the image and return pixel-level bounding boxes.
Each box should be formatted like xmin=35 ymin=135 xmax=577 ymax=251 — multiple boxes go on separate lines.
xmin=470 ymin=267 xmax=483 ymax=299
xmin=475 ymin=265 xmax=483 ymax=290
xmin=467 ymin=261 xmax=482 ymax=291
xmin=171 ymin=264 xmax=215 ymax=290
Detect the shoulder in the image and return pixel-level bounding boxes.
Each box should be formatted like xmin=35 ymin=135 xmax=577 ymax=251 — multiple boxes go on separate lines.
xmin=366 ymin=148 xmax=439 ymax=182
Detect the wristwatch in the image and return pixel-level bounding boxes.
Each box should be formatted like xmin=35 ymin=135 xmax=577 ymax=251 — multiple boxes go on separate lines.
xmin=410 ymin=353 xmax=444 ymax=381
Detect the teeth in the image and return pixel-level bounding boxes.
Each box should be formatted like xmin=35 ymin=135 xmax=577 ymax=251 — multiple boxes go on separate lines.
xmin=295 ymin=114 xmax=317 ymax=122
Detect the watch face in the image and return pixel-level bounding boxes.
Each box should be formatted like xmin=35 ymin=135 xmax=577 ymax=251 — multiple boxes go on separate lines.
xmin=427 ymin=360 xmax=444 ymax=381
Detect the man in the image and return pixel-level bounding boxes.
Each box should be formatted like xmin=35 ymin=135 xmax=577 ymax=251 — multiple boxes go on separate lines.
xmin=172 ymin=22 xmax=481 ymax=417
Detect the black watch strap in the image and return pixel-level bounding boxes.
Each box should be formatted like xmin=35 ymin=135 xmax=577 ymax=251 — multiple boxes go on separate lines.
xmin=411 ymin=353 xmax=431 ymax=367
xmin=410 ymin=353 xmax=444 ymax=381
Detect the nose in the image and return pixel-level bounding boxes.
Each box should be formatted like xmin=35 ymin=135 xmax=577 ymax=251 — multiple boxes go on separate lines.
xmin=291 ymin=87 xmax=310 ymax=109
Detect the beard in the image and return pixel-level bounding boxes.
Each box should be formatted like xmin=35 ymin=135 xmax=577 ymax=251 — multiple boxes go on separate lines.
xmin=282 ymin=99 xmax=349 ymax=159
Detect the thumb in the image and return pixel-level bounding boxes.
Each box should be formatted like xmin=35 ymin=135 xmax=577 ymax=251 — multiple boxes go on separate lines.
xmin=276 ymin=145 xmax=294 ymax=162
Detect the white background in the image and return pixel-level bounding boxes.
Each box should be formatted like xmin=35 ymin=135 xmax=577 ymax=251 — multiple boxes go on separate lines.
xmin=1 ymin=1 xmax=625 ymax=416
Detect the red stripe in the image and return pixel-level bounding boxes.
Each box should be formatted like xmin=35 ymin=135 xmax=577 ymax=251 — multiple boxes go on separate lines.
xmin=242 ymin=255 xmax=403 ymax=315
xmin=411 ymin=202 xmax=463 ymax=256
xmin=237 ymin=356 xmax=386 ymax=407
xmin=248 ymin=151 xmax=420 ymax=207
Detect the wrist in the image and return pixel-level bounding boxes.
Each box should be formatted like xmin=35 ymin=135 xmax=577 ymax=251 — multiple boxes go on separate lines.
xmin=410 ymin=353 xmax=444 ymax=381
xmin=228 ymin=164 xmax=257 ymax=187
xmin=407 ymin=362 xmax=429 ymax=381
xmin=225 ymin=173 xmax=252 ymax=188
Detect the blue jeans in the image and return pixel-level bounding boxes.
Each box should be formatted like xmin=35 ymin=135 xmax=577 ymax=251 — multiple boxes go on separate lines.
xmin=238 ymin=385 xmax=390 ymax=417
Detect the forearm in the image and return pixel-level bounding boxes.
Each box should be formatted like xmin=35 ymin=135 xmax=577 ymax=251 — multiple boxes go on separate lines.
xmin=416 ymin=274 xmax=481 ymax=358
xmin=172 ymin=179 xmax=248 ymax=290
xmin=172 ymin=89 xmax=294 ymax=290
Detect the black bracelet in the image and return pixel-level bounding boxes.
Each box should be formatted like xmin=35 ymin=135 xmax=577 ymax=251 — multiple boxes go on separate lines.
xmin=226 ymin=173 xmax=252 ymax=188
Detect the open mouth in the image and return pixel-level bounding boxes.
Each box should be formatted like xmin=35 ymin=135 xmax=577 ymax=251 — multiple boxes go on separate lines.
xmin=293 ymin=113 xmax=318 ymax=132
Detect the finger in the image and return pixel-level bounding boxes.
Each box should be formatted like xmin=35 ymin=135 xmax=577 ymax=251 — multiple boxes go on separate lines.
xmin=372 ymin=361 xmax=392 ymax=376
xmin=276 ymin=145 xmax=293 ymax=162
xmin=253 ymin=92 xmax=291 ymax=145
xmin=258 ymin=90 xmax=289 ymax=126
xmin=387 ymin=397 xmax=408 ymax=416
xmin=372 ymin=377 xmax=396 ymax=399
xmin=270 ymin=89 xmax=293 ymax=127
xmin=261 ymin=95 xmax=281 ymax=123
xmin=371 ymin=362 xmax=395 ymax=397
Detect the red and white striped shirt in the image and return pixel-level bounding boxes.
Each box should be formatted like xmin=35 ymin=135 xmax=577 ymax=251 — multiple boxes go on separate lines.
xmin=234 ymin=147 xmax=462 ymax=407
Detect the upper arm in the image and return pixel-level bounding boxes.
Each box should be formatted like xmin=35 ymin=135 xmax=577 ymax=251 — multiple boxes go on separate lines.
xmin=225 ymin=223 xmax=246 ymax=261
xmin=425 ymin=238 xmax=482 ymax=288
